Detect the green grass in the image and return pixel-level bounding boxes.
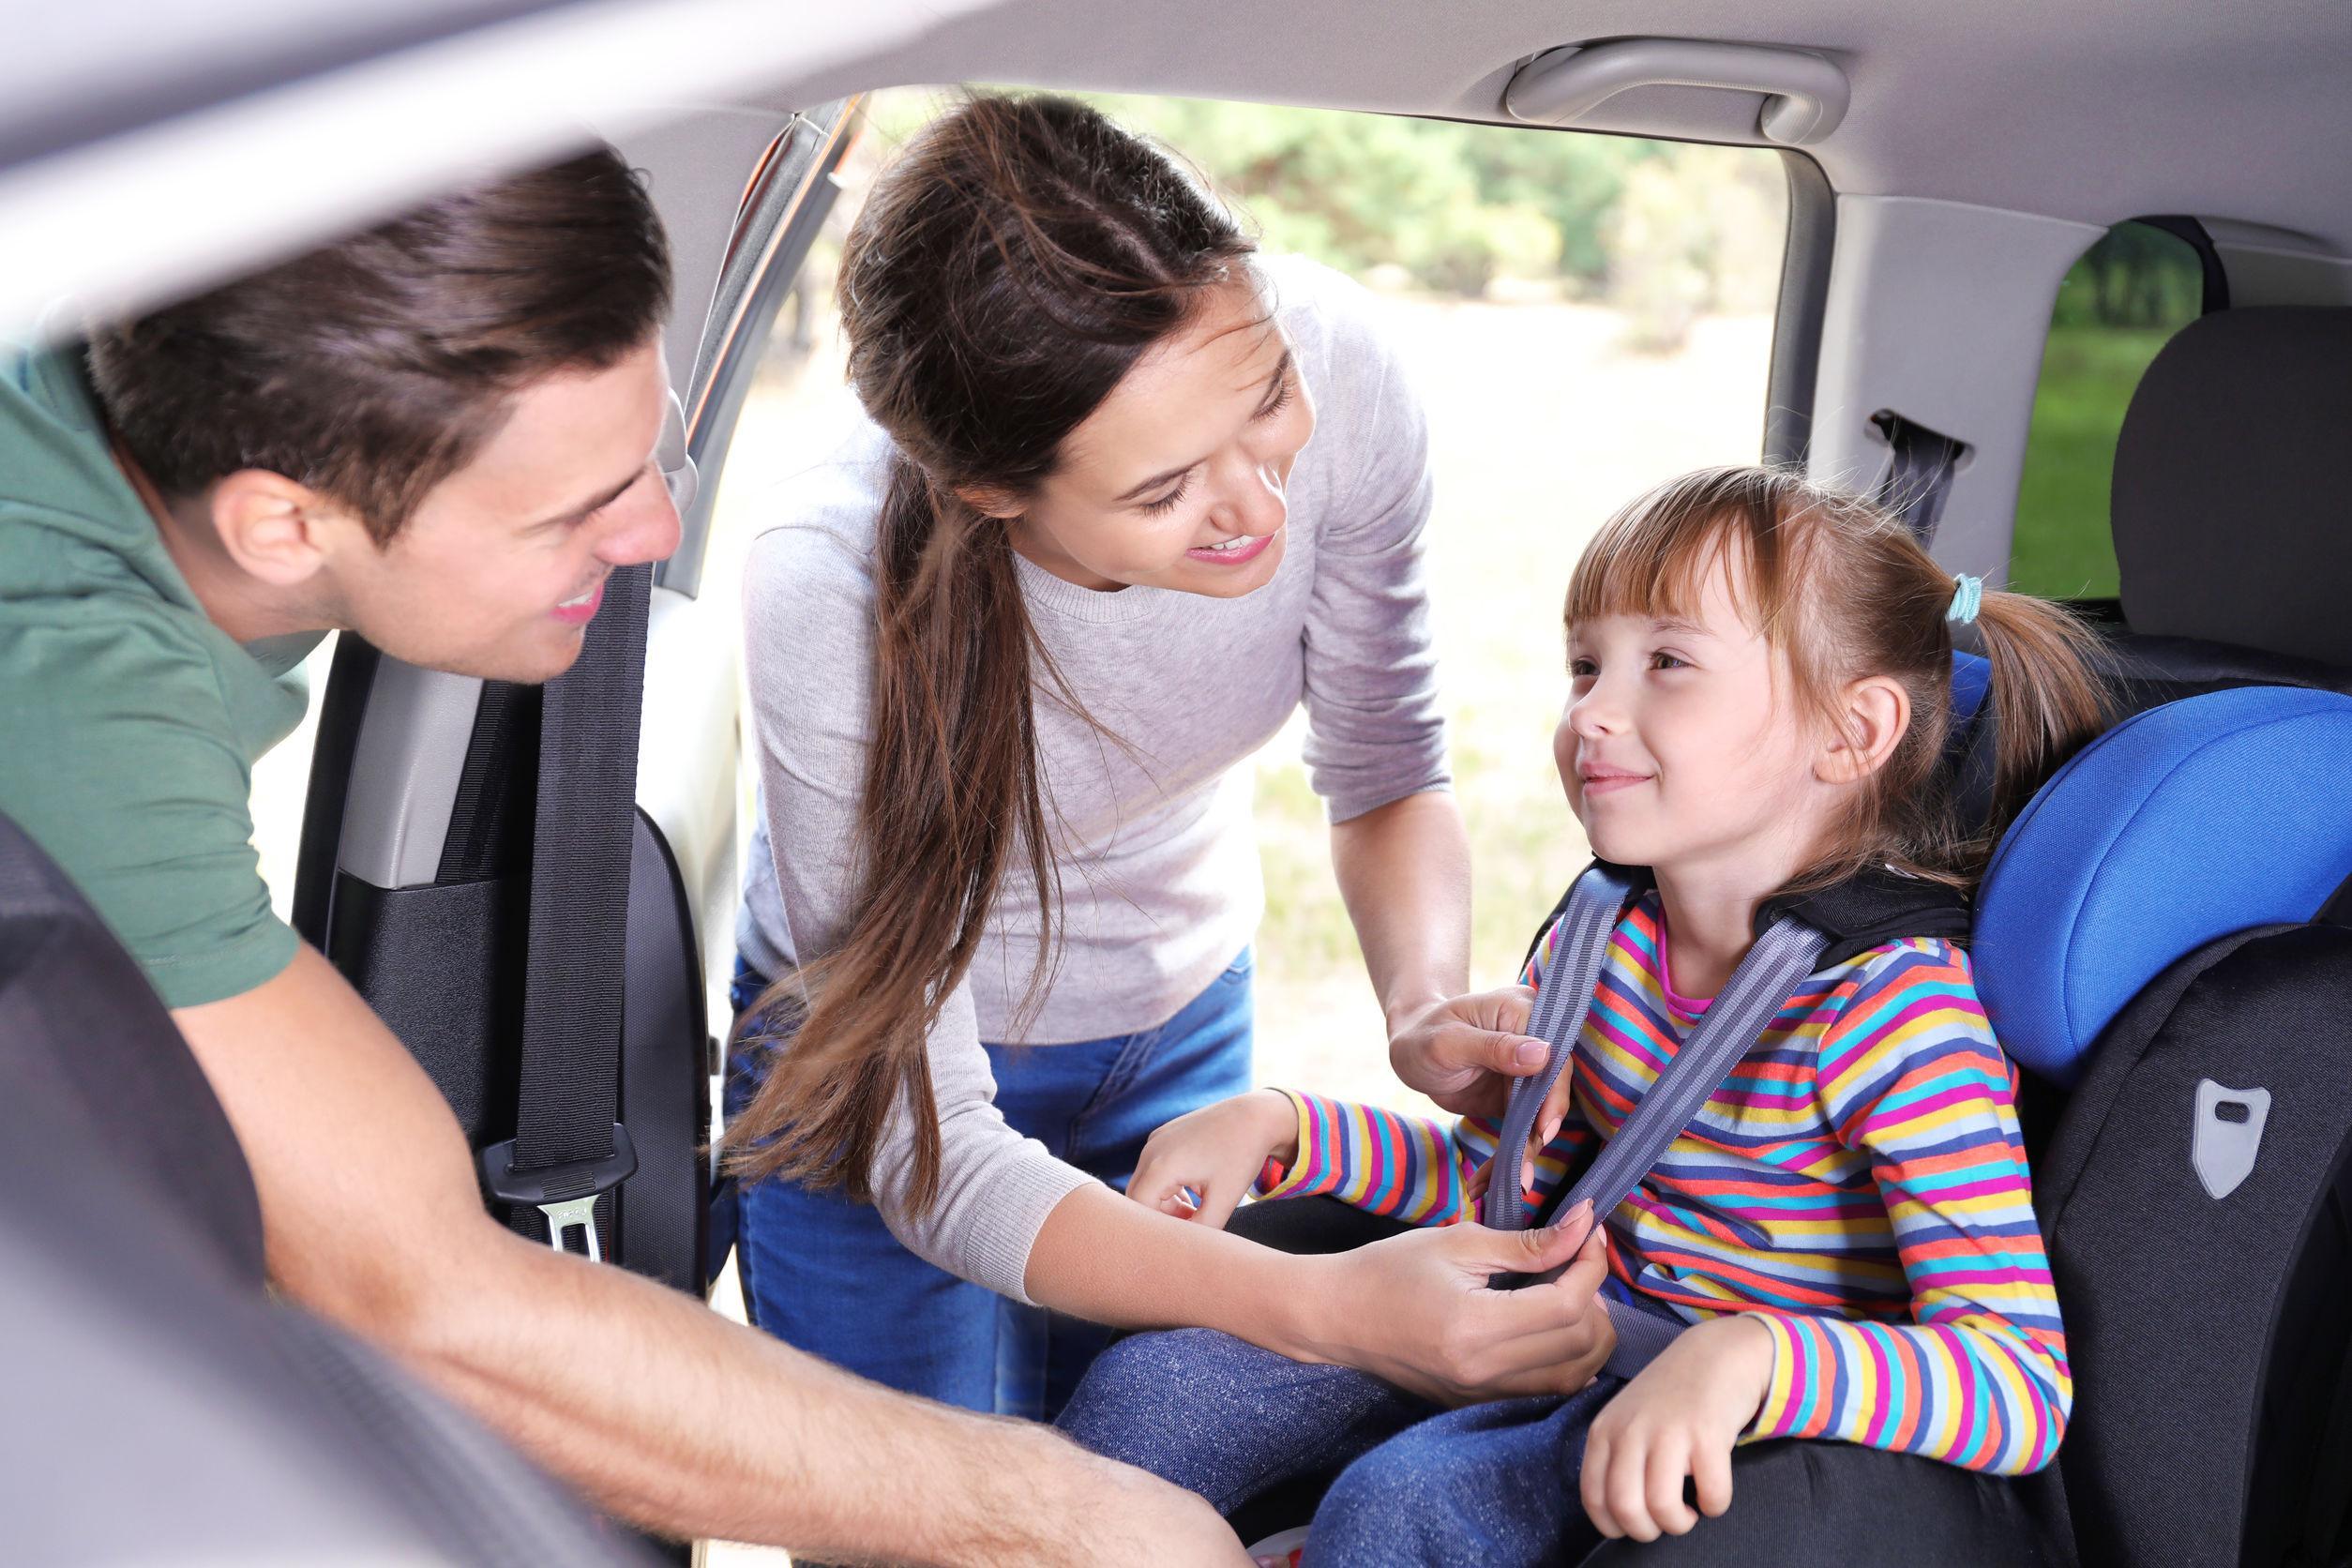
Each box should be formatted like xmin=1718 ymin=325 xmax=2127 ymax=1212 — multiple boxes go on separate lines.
xmin=2007 ymin=324 xmax=2178 ymax=601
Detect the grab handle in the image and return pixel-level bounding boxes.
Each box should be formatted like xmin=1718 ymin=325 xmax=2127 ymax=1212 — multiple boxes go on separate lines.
xmin=1503 ymin=39 xmax=1849 ymax=145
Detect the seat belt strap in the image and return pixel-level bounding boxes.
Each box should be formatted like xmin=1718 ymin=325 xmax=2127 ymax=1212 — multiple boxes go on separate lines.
xmin=1871 ymin=410 xmax=1968 ymax=550
xmin=1488 ymin=867 xmax=1829 ymax=1379
xmin=1486 ymin=863 xmax=1638 ymax=1232
xmin=478 ymin=561 xmax=654 ymax=1259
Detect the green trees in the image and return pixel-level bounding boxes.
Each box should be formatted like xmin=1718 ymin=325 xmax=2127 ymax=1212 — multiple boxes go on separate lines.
xmin=1073 ymin=92 xmax=1783 ymax=339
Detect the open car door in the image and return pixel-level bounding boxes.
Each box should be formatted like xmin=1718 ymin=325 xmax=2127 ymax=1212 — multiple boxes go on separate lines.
xmin=290 ymin=102 xmax=854 ymax=1308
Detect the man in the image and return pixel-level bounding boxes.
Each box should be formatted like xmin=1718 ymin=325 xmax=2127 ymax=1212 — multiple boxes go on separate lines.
xmin=0 ymin=145 xmax=1605 ymax=1563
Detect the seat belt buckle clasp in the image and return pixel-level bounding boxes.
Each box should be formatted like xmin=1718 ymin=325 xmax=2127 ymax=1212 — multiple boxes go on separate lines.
xmin=480 ymin=1123 xmax=638 ymax=1263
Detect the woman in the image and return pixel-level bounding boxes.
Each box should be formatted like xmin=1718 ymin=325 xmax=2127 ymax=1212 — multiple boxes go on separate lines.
xmin=727 ymin=93 xmax=1608 ymax=1422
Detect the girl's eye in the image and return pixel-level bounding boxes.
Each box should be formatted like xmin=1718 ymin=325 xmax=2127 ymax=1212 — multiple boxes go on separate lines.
xmin=1251 ymin=374 xmax=1294 ymax=422
xmin=1568 ymin=656 xmax=1596 ymax=679
xmin=1651 ymin=651 xmax=1687 ymax=671
xmin=1139 ymin=475 xmax=1192 ymax=516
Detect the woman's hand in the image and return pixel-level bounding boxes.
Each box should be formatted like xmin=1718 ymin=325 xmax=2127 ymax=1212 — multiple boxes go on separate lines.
xmin=1127 ymin=1089 xmax=1300 ymax=1229
xmin=1295 ymin=1200 xmax=1616 ymax=1406
xmin=1388 ymin=986 xmax=1552 ymax=1118
xmin=1579 ymin=1313 xmax=1775 ymax=1542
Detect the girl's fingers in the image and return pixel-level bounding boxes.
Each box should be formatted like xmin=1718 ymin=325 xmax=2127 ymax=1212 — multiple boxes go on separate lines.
xmin=1606 ymin=1437 xmax=1658 ymax=1542
xmin=1648 ymin=1433 xmax=1699 ymax=1535
xmin=1196 ymin=1177 xmax=1245 ymax=1230
xmin=1692 ymin=1433 xmax=1735 ymax=1518
xmin=1580 ymin=1433 xmax=1619 ymax=1537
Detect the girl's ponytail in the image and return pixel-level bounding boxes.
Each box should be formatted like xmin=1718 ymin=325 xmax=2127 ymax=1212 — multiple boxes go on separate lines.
xmin=1965 ymin=583 xmax=2113 ymax=840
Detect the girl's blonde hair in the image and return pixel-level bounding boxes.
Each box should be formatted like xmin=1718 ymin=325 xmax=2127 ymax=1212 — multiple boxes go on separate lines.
xmin=1564 ymin=465 xmax=2112 ymax=892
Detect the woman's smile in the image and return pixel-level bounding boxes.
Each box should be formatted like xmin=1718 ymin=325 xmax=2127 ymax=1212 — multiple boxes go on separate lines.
xmin=1186 ymin=527 xmax=1278 ymax=567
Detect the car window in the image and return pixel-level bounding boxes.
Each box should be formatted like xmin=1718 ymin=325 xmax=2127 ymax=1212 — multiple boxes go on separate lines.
xmin=714 ymin=90 xmax=1791 ymax=1123
xmin=2008 ymin=219 xmax=2209 ymax=604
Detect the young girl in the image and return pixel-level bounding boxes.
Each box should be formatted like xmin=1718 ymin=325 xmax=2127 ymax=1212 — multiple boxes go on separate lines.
xmin=1054 ymin=465 xmax=2104 ymax=1565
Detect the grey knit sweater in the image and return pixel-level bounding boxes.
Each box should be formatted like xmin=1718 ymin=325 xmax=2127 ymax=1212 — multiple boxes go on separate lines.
xmin=734 ymin=256 xmax=1448 ymax=1302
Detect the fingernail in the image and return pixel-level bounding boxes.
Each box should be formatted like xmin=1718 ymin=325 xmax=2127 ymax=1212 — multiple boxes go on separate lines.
xmin=1515 ymin=1040 xmax=1546 ymax=1068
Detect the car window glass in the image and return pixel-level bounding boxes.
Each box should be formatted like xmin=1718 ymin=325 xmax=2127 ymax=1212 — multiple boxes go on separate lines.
xmin=2009 ymin=219 xmax=2207 ymax=603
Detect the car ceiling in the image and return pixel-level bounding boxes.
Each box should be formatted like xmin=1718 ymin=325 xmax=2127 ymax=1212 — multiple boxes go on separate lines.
xmin=6 ymin=0 xmax=2347 ymax=336
xmin=781 ymin=0 xmax=2352 ymax=253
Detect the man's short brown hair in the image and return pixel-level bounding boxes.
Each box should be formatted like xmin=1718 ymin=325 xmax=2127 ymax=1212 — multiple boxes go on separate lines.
xmin=89 ymin=145 xmax=671 ymax=544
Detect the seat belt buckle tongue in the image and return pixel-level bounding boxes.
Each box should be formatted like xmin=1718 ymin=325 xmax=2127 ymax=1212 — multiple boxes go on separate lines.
xmin=479 ymin=1123 xmax=638 ymax=1262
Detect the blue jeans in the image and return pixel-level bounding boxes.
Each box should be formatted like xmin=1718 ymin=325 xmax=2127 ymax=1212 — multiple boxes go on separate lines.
xmin=723 ymin=948 xmax=1255 ymax=1422
xmin=1056 ymin=1270 xmax=1681 ymax=1564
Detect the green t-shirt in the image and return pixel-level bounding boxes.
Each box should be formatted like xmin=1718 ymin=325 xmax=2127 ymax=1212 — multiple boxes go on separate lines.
xmin=0 ymin=343 xmax=322 ymax=1008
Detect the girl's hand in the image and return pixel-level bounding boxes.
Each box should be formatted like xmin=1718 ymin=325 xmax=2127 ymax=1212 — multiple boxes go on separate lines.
xmin=1580 ymin=1313 xmax=1775 ymax=1542
xmin=1126 ymin=1088 xmax=1300 ymax=1229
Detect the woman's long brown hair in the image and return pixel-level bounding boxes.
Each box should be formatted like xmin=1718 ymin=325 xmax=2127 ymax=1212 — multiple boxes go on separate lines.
xmin=723 ymin=95 xmax=1255 ymax=1211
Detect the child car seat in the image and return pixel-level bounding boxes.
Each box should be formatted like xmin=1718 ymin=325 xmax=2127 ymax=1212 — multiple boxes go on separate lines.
xmin=0 ymin=809 xmax=656 ymax=1567
xmin=1228 ymin=686 xmax=2352 ymax=1565
xmin=1974 ymin=686 xmax=2352 ymax=1568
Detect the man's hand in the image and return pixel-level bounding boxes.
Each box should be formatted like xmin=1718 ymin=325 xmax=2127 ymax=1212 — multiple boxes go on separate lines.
xmin=1294 ymin=1200 xmax=1614 ymax=1406
xmin=1128 ymin=1089 xmax=1300 ymax=1229
xmin=1580 ymin=1313 xmax=1774 ymax=1542
xmin=1076 ymin=1443 xmax=1257 ymax=1566
xmin=1388 ymin=986 xmax=1551 ymax=1118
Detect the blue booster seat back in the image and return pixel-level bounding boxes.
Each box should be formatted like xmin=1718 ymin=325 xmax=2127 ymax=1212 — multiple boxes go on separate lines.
xmin=1975 ymin=687 xmax=2352 ymax=1568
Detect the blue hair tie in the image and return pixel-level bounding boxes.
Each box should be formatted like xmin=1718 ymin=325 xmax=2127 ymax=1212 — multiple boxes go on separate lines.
xmin=1946 ymin=574 xmax=1983 ymax=626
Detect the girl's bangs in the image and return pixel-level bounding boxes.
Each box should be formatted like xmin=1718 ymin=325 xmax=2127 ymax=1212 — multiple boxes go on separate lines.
xmin=1563 ymin=477 xmax=1787 ymax=637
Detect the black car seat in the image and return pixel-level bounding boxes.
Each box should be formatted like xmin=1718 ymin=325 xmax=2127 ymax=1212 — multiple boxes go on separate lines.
xmin=2107 ymin=307 xmax=2352 ymax=690
xmin=1973 ymin=686 xmax=2352 ymax=1568
xmin=1949 ymin=307 xmax=2352 ymax=825
xmin=0 ymin=809 xmax=656 ymax=1567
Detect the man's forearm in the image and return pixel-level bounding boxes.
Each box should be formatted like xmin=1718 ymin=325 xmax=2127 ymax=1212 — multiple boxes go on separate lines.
xmin=404 ymin=1228 xmax=1102 ymax=1560
xmin=1329 ymin=788 xmax=1473 ymax=1033
xmin=173 ymin=947 xmax=1190 ymax=1565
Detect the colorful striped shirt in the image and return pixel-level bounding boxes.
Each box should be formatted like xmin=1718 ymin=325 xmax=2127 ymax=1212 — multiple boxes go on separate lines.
xmin=1255 ymin=891 xmax=2072 ymax=1474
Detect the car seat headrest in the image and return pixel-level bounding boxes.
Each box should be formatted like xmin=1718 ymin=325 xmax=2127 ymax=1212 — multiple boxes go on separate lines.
xmin=1950 ymin=649 xmax=1990 ymax=730
xmin=1976 ymin=686 xmax=2352 ymax=1086
xmin=2113 ymin=306 xmax=2352 ymax=667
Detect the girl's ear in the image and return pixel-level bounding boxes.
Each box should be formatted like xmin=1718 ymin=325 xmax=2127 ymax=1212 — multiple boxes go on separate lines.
xmin=1818 ymin=674 xmax=1910 ymax=785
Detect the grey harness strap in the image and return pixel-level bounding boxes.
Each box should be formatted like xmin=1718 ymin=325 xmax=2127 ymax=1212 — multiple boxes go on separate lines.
xmin=1486 ymin=865 xmax=1831 ymax=1378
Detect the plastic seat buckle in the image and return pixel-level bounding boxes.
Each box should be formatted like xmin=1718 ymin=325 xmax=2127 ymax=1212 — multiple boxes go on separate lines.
xmin=480 ymin=1123 xmax=638 ymax=1263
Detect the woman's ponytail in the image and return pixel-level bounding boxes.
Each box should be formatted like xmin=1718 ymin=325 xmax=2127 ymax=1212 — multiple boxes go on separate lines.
xmin=720 ymin=94 xmax=1254 ymax=1211
xmin=1967 ymin=585 xmax=2114 ymax=840
xmin=726 ymin=455 xmax=1053 ymax=1210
